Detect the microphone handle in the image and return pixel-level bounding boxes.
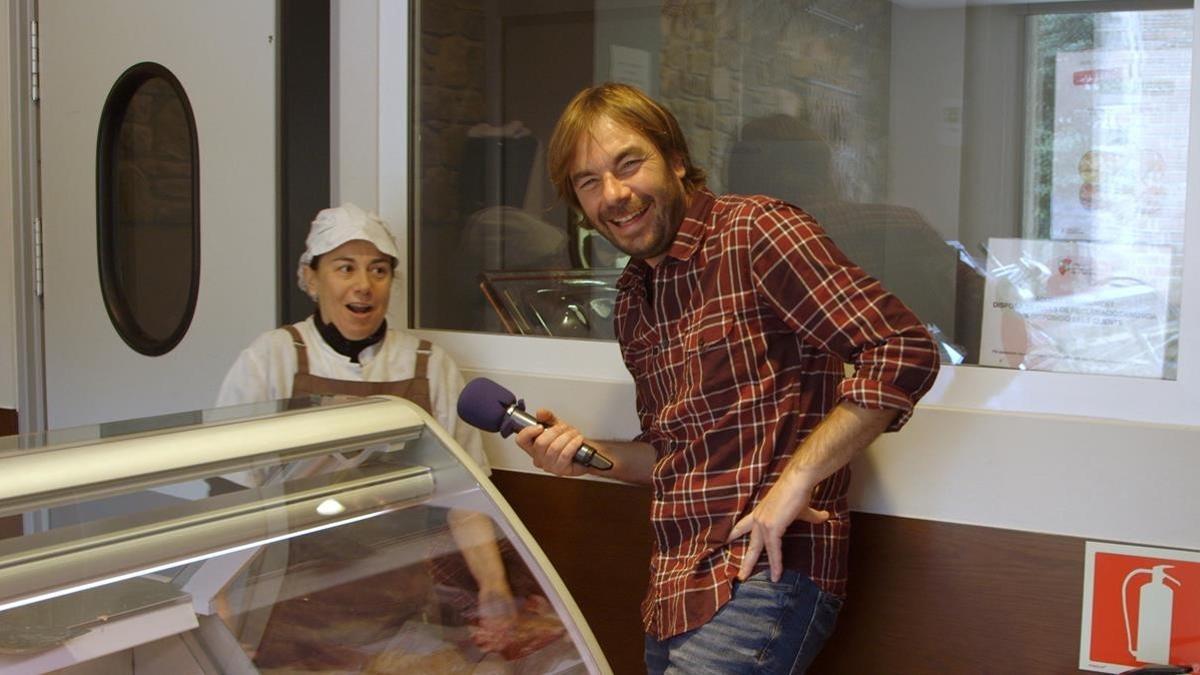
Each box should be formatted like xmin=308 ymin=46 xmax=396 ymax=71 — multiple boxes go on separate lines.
xmin=506 ymin=407 xmax=614 ymax=471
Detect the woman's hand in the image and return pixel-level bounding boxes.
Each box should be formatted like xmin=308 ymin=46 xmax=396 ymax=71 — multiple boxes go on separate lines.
xmin=470 ymin=584 xmax=519 ymax=653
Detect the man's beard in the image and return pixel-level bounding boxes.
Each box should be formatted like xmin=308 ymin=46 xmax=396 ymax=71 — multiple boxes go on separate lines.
xmin=595 ymin=185 xmax=687 ymax=262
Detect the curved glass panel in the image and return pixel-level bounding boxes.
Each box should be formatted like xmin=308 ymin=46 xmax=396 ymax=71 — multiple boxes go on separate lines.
xmin=97 ymin=62 xmax=199 ymax=356
xmin=0 ymin=397 xmax=605 ymax=672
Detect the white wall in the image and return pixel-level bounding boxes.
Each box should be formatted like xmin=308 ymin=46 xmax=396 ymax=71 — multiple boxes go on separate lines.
xmin=332 ymin=0 xmax=411 ymax=326
xmin=2 ymin=2 xmax=18 ymax=410
xmin=413 ymin=331 xmax=1200 ymax=553
xmin=330 ymin=0 xmax=379 ymax=211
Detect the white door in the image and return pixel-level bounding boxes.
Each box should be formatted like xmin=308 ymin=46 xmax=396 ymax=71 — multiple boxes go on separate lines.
xmin=38 ymin=0 xmax=278 ymax=428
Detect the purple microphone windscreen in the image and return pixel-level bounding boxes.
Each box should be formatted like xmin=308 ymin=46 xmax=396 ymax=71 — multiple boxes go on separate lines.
xmin=457 ymin=377 xmax=517 ymax=433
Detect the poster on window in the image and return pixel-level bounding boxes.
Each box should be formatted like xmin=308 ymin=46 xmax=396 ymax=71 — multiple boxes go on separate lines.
xmin=1051 ymin=48 xmax=1190 ymax=245
xmin=979 ymin=238 xmax=1173 ymax=378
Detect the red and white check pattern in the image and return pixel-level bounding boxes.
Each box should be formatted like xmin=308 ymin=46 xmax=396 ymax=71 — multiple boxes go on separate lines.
xmin=615 ymin=190 xmax=940 ymax=640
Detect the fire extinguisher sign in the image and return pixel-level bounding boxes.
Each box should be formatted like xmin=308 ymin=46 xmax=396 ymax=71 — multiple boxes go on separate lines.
xmin=1080 ymin=541 xmax=1200 ymax=672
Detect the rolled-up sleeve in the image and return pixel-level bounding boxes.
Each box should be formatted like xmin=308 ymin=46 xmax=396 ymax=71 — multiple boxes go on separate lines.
xmin=749 ymin=202 xmax=940 ymax=431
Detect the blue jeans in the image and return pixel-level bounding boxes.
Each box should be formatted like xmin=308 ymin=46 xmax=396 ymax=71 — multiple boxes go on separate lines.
xmin=644 ymin=570 xmax=843 ymax=674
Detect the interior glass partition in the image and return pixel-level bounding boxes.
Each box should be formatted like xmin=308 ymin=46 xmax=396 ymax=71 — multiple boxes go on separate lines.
xmin=411 ymin=0 xmax=1192 ymax=382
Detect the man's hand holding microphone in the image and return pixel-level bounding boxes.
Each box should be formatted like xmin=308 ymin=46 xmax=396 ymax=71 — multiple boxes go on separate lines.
xmin=456 ymin=377 xmax=613 ymax=474
xmin=512 ymin=408 xmax=592 ymax=477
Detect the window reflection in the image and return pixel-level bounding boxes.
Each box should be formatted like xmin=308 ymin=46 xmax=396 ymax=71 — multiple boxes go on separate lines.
xmin=413 ymin=1 xmax=1190 ymax=380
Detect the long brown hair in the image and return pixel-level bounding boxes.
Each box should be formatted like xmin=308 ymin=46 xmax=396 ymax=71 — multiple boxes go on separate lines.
xmin=547 ymin=83 xmax=707 ymax=220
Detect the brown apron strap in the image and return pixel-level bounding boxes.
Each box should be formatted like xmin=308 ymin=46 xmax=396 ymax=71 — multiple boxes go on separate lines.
xmin=293 ymin=373 xmax=434 ymax=414
xmin=414 ymin=340 xmax=432 ymax=380
xmin=282 ymin=324 xmax=310 ymax=375
xmin=286 ymin=333 xmax=435 ymax=414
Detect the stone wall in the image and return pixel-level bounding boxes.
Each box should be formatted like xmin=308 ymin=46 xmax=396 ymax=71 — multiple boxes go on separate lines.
xmin=417 ymin=0 xmax=488 ymax=329
xmin=659 ymin=0 xmax=892 ymax=201
xmin=418 ymin=0 xmax=487 ymax=229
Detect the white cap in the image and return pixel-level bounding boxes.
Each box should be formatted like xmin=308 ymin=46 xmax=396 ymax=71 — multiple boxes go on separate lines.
xmin=297 ymin=203 xmax=400 ymax=292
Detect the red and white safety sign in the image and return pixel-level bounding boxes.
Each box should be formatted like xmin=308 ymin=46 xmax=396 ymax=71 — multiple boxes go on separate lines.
xmin=1080 ymin=541 xmax=1200 ymax=673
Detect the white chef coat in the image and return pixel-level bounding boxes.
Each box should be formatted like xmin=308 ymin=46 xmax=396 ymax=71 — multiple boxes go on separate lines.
xmin=216 ymin=316 xmax=487 ymax=471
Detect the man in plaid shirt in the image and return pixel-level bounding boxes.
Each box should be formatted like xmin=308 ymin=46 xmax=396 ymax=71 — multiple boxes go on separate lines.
xmin=513 ymin=83 xmax=940 ymax=673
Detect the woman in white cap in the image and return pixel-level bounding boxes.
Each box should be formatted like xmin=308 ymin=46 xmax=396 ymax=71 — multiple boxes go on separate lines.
xmin=217 ymin=202 xmax=475 ymax=446
xmin=215 ymin=203 xmax=527 ymax=663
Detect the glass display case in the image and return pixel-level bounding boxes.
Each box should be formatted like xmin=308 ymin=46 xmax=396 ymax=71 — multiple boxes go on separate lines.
xmin=0 ymin=396 xmax=609 ymax=674
xmin=479 ymin=269 xmax=622 ymax=340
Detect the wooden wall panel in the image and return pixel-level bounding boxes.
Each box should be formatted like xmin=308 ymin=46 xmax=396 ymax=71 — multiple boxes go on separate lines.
xmin=491 ymin=470 xmax=652 ymax=675
xmin=0 ymin=408 xmax=15 ymax=437
xmin=812 ymin=513 xmax=1085 ymax=674
xmin=0 ymin=409 xmax=21 ymax=538
xmin=492 ymin=470 xmax=1090 ymax=675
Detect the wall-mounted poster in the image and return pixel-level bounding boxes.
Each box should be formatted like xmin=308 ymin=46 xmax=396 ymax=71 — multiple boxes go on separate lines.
xmin=979 ymin=238 xmax=1174 ymax=378
xmin=1050 ymin=47 xmax=1190 ymax=246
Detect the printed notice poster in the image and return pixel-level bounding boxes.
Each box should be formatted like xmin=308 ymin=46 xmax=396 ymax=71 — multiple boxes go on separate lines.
xmin=980 ymin=238 xmax=1173 ymax=377
xmin=1051 ymin=48 xmax=1190 ymax=245
xmin=1080 ymin=542 xmax=1200 ymax=672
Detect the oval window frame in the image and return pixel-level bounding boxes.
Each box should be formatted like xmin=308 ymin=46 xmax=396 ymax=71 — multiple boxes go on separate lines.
xmin=96 ymin=61 xmax=200 ymax=357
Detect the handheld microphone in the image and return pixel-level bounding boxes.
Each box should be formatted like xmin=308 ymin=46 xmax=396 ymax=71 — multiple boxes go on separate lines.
xmin=456 ymin=377 xmax=613 ymax=471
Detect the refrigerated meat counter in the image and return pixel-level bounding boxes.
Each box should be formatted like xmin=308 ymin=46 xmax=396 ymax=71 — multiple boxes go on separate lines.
xmin=0 ymin=395 xmax=609 ymax=674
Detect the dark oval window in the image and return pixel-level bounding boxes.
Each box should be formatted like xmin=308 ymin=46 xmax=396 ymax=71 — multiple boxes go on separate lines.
xmin=97 ymin=62 xmax=199 ymax=356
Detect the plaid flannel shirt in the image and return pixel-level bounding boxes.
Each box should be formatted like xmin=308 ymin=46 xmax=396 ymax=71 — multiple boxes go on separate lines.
xmin=614 ymin=190 xmax=940 ymax=640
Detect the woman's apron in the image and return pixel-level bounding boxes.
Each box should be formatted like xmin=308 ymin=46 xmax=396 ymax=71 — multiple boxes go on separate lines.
xmin=238 ymin=327 xmax=440 ymax=669
xmin=243 ymin=326 xmax=540 ymax=669
xmin=284 ymin=324 xmax=434 ymax=407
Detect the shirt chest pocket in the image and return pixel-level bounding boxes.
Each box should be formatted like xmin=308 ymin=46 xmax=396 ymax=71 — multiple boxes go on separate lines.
xmin=684 ymin=313 xmax=735 ymax=355
xmin=677 ymin=313 xmax=745 ymax=414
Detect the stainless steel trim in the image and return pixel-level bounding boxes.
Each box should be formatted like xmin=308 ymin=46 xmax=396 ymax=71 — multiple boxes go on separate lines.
xmin=0 ymin=397 xmax=427 ymax=518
